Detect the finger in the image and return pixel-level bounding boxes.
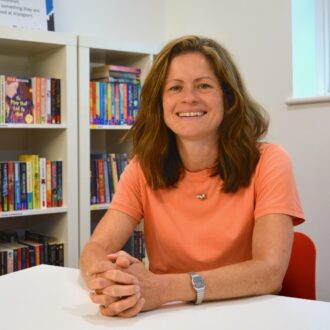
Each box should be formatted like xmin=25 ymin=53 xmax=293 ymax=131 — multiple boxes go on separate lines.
xmin=87 ymin=260 xmax=114 ymax=277
xmin=89 ymin=292 xmax=119 ymax=306
xmin=103 ymin=269 xmax=139 ymax=285
xmin=102 ymin=284 xmax=140 ymax=298
xmin=107 ymin=251 xmax=140 ymax=264
xmin=100 ymin=293 xmax=141 ymax=317
xmin=88 ymin=277 xmax=113 ymax=291
xmin=118 ymin=298 xmax=145 ymax=318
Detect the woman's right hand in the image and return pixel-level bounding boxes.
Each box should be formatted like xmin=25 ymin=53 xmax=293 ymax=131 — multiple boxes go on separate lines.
xmin=86 ymin=257 xmax=145 ymax=317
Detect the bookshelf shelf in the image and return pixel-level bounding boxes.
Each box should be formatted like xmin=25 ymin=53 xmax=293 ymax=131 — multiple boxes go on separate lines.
xmin=0 ymin=207 xmax=68 ymax=219
xmin=78 ymin=36 xmax=155 ymax=253
xmin=0 ymin=124 xmax=67 ymax=129
xmin=0 ymin=27 xmax=79 ymax=268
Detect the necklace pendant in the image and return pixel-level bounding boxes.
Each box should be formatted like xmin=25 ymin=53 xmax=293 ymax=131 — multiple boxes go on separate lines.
xmin=196 ymin=193 xmax=207 ymax=200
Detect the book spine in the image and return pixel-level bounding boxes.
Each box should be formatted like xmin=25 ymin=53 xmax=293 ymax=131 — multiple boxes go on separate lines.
xmin=109 ymin=154 xmax=119 ymax=193
xmin=51 ymin=78 xmax=56 ymax=124
xmin=55 ymin=79 xmax=61 ymax=124
xmin=51 ymin=161 xmax=57 ymax=207
xmin=95 ymin=81 xmax=100 ymax=124
xmin=40 ymin=77 xmax=47 ymax=124
xmin=0 ymin=163 xmax=2 ymax=212
xmin=90 ymin=159 xmax=97 ymax=204
xmin=107 ymin=82 xmax=111 ymax=125
xmin=46 ymin=159 xmax=52 ymax=207
xmin=33 ymin=155 xmax=40 ymax=209
xmin=34 ymin=77 xmax=42 ymax=124
xmin=103 ymin=158 xmax=110 ymax=204
xmin=14 ymin=162 xmax=21 ymax=211
xmin=0 ymin=75 xmax=5 ymax=124
xmin=97 ymin=159 xmax=105 ymax=204
xmin=7 ymin=161 xmax=14 ymax=211
xmin=19 ymin=162 xmax=27 ymax=210
xmin=39 ymin=157 xmax=47 ymax=209
xmin=1 ymin=162 xmax=8 ymax=212
xmin=25 ymin=161 xmax=33 ymax=210
xmin=46 ymin=78 xmax=52 ymax=124
xmin=56 ymin=161 xmax=63 ymax=207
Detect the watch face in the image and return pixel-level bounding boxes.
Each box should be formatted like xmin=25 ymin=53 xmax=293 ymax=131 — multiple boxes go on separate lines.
xmin=193 ymin=276 xmax=205 ymax=289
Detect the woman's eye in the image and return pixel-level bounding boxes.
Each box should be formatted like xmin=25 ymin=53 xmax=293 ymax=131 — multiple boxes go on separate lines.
xmin=168 ymin=85 xmax=182 ymax=92
xmin=198 ymin=83 xmax=211 ymax=89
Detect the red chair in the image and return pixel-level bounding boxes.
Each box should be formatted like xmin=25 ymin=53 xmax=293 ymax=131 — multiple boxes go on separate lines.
xmin=279 ymin=231 xmax=316 ymax=300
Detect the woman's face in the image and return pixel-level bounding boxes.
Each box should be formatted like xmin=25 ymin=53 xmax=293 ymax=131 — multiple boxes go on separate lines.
xmin=162 ymin=52 xmax=224 ymax=144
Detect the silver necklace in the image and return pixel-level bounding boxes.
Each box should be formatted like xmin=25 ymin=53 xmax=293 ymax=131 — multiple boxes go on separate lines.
xmin=196 ymin=193 xmax=207 ymax=200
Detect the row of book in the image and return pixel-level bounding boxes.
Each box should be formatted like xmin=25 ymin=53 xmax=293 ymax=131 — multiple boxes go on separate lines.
xmin=90 ymin=153 xmax=128 ymax=205
xmin=0 ymin=230 xmax=64 ymax=276
xmin=0 ymin=75 xmax=61 ymax=125
xmin=0 ymin=155 xmax=62 ymax=212
xmin=123 ymin=230 xmax=145 ymax=262
xmin=90 ymin=64 xmax=141 ymax=126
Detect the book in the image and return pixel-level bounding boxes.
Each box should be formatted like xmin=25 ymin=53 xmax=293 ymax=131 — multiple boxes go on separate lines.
xmin=0 ymin=75 xmax=5 ymax=124
xmin=5 ymin=76 xmax=34 ymax=124
xmin=39 ymin=157 xmax=47 ymax=208
xmin=91 ymin=64 xmax=141 ymax=80
xmin=1 ymin=162 xmax=8 ymax=212
xmin=18 ymin=155 xmax=40 ymax=209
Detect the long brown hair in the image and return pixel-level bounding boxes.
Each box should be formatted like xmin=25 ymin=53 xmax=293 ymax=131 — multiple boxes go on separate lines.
xmin=128 ymin=35 xmax=269 ymax=193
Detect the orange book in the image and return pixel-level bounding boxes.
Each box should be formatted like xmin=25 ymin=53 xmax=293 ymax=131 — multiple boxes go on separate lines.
xmin=97 ymin=159 xmax=105 ymax=204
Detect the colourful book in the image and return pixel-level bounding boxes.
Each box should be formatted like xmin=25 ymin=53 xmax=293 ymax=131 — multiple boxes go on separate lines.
xmin=46 ymin=159 xmax=52 ymax=207
xmin=0 ymin=75 xmax=5 ymax=124
xmin=5 ymin=76 xmax=34 ymax=124
xmin=7 ymin=161 xmax=14 ymax=211
xmin=18 ymin=155 xmax=39 ymax=209
xmin=31 ymin=77 xmax=41 ymax=124
xmin=39 ymin=157 xmax=47 ymax=209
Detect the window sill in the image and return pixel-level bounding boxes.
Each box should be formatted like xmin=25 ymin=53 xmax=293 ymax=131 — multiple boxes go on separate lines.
xmin=285 ymin=95 xmax=330 ymax=105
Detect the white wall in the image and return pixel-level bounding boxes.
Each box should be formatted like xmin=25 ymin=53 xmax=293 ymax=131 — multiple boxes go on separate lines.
xmin=54 ymin=0 xmax=165 ymax=46
xmin=53 ymin=0 xmax=330 ymax=302
xmin=164 ymin=0 xmax=330 ymax=302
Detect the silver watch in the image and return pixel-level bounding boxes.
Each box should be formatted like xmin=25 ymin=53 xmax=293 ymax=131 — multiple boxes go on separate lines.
xmin=189 ymin=272 xmax=205 ymax=304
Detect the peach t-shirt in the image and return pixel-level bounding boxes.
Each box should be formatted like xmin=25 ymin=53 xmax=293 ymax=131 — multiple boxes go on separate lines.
xmin=110 ymin=143 xmax=304 ymax=274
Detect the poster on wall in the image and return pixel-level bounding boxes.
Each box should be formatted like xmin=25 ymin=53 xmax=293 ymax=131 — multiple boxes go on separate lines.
xmin=0 ymin=0 xmax=55 ymax=31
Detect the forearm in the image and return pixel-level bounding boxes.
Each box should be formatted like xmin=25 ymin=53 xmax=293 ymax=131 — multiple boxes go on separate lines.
xmin=159 ymin=259 xmax=285 ymax=305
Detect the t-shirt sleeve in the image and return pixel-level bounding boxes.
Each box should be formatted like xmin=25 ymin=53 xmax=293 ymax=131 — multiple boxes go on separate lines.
xmin=254 ymin=144 xmax=305 ymax=225
xmin=109 ymin=158 xmax=144 ymax=223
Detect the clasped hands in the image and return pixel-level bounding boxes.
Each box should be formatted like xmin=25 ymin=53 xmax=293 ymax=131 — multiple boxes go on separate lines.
xmin=87 ymin=251 xmax=162 ymax=317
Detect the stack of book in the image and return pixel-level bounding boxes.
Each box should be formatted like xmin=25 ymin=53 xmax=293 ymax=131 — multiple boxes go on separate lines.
xmin=0 ymin=155 xmax=62 ymax=212
xmin=90 ymin=152 xmax=128 ymax=205
xmin=0 ymin=230 xmax=64 ymax=276
xmin=90 ymin=64 xmax=141 ymax=125
xmin=0 ymin=75 xmax=61 ymax=125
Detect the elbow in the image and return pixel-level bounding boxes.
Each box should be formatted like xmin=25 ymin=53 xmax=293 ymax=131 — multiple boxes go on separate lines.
xmin=259 ymin=262 xmax=286 ymax=295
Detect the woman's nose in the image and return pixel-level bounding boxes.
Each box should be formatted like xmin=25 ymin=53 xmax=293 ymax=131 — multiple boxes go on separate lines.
xmin=181 ymin=86 xmax=198 ymax=103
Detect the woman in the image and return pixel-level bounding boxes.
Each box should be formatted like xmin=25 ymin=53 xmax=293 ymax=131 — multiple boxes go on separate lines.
xmin=80 ymin=35 xmax=304 ymax=317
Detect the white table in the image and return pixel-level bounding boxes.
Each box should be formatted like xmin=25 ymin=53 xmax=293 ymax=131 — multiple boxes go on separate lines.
xmin=0 ymin=265 xmax=329 ymax=330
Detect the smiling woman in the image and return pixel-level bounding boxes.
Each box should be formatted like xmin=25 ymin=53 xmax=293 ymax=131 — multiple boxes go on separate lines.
xmin=80 ymin=35 xmax=305 ymax=318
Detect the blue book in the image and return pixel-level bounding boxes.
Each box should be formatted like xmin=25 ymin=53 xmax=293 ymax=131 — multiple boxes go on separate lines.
xmin=14 ymin=162 xmax=21 ymax=211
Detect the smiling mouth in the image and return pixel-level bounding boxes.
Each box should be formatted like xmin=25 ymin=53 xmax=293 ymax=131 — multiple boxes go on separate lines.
xmin=176 ymin=111 xmax=206 ymax=117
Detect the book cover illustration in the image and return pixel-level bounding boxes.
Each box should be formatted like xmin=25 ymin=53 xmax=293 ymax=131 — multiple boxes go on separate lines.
xmin=5 ymin=76 xmax=34 ymax=124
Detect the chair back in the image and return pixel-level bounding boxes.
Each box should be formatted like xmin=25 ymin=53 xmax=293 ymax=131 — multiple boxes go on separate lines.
xmin=280 ymin=231 xmax=316 ymax=300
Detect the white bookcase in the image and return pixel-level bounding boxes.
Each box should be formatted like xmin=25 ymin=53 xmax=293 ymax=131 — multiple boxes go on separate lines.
xmin=78 ymin=36 xmax=156 ymax=253
xmin=0 ymin=27 xmax=79 ymax=268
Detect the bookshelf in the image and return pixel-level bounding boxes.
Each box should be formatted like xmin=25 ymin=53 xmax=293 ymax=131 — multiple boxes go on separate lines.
xmin=0 ymin=27 xmax=79 ymax=268
xmin=78 ymin=36 xmax=156 ymax=253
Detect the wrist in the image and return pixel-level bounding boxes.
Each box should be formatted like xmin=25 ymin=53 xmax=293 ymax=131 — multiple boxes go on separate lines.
xmin=158 ymin=273 xmax=196 ymax=304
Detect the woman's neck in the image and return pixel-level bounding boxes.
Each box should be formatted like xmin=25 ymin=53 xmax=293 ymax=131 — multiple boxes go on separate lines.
xmin=176 ymin=138 xmax=219 ymax=172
